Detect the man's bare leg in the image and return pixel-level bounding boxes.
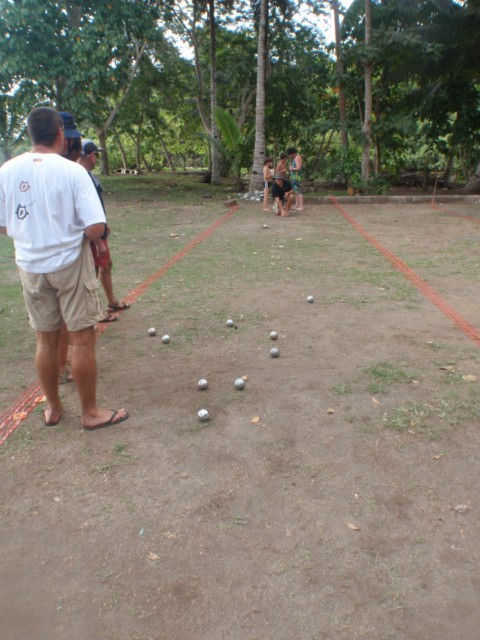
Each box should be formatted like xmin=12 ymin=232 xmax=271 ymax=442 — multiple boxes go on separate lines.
xmin=296 ymin=193 xmax=304 ymax=211
xmin=58 ymin=322 xmax=72 ymax=382
xmin=281 ymin=193 xmax=294 ymax=216
xmin=36 ymin=329 xmax=63 ymax=424
xmin=70 ymin=326 xmax=128 ymax=429
xmin=263 ymin=187 xmax=270 ymax=211
xmin=99 ymin=261 xmax=116 ymax=306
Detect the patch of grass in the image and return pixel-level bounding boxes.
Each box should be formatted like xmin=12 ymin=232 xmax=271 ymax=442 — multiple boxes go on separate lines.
xmin=366 ymin=361 xmax=419 ymax=394
xmin=383 ymin=392 xmax=480 ymax=438
xmin=426 ymin=341 xmax=446 ymax=350
xmin=383 ymin=402 xmax=433 ymax=431
xmin=343 ymin=266 xmax=399 ymax=287
xmin=441 ymin=371 xmax=464 ymax=385
xmin=331 ymin=383 xmax=352 ymax=395
xmin=176 ymin=419 xmax=213 ymax=434
xmin=0 ymin=427 xmax=35 ymax=454
xmin=327 ymin=294 xmax=369 ymax=308
xmin=114 ymin=443 xmax=130 ymax=456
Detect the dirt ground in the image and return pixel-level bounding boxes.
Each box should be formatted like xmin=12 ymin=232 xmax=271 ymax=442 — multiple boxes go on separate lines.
xmin=1 ymin=192 xmax=480 ymax=640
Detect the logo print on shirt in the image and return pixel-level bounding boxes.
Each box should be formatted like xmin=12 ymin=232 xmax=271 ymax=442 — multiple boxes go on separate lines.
xmin=19 ymin=181 xmax=31 ymax=192
xmin=16 ymin=204 xmax=30 ymax=220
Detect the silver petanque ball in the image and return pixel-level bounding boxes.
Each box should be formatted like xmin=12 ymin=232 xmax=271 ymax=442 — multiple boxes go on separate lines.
xmin=262 ymin=224 xmax=268 ymax=229
xmin=226 ymin=319 xmax=234 ymax=327
xmin=148 ymin=327 xmax=157 ymax=336
xmin=269 ymin=330 xmax=278 ymax=340
xmin=307 ymin=295 xmax=314 ymax=303
xmin=197 ymin=378 xmax=208 ymax=390
xmin=234 ymin=378 xmax=245 ymax=390
xmin=198 ymin=409 xmax=210 ymax=422
xmin=270 ymin=347 xmax=280 ymax=358
xmin=161 ymin=334 xmax=170 ymax=343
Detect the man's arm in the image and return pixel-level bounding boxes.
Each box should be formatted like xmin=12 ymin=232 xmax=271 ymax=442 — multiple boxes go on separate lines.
xmin=84 ymin=222 xmax=107 ymax=241
xmin=292 ymin=155 xmax=303 ymax=171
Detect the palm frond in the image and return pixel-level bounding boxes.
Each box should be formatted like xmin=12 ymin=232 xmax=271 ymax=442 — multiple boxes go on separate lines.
xmin=214 ymin=106 xmax=243 ymax=152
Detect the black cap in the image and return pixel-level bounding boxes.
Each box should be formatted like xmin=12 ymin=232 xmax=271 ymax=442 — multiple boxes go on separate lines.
xmin=59 ymin=111 xmax=82 ymax=138
xmin=82 ymin=140 xmax=103 ymax=155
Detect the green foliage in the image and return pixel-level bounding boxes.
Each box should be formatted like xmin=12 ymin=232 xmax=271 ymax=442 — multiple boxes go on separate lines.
xmin=1 ymin=0 xmax=479 ymax=184
xmin=214 ymin=107 xmax=243 ymax=152
xmin=214 ymin=106 xmax=252 ymax=186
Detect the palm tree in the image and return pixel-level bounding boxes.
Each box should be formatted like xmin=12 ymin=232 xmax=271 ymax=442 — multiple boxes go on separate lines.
xmin=332 ymin=0 xmax=348 ymax=150
xmin=207 ymin=0 xmax=221 ymax=184
xmin=361 ymin=0 xmax=372 ymax=184
xmin=249 ymin=0 xmax=268 ymax=192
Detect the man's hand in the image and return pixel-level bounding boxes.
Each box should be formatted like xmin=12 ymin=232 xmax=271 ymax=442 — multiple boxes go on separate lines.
xmin=0 ymin=226 xmax=7 ymax=235
xmin=95 ymin=238 xmax=108 ymax=258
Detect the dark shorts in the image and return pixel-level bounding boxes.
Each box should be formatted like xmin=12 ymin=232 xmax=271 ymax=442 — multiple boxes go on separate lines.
xmin=90 ymin=239 xmax=112 ymax=269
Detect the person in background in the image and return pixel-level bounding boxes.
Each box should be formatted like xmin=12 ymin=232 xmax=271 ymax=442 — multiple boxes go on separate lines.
xmin=287 ymin=147 xmax=304 ymax=211
xmin=271 ymin=174 xmax=294 ymax=217
xmin=262 ymin=157 xmax=274 ymax=211
xmin=275 ymin=153 xmax=288 ymax=179
xmin=57 ymin=111 xmax=84 ymax=383
xmin=0 ymin=107 xmax=128 ymax=430
xmin=78 ymin=140 xmax=130 ymax=321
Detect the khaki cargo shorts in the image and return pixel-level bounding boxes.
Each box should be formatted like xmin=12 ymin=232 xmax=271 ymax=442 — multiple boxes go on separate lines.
xmin=19 ymin=239 xmax=102 ymax=332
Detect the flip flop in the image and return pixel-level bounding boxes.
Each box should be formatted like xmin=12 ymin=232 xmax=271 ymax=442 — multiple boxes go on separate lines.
xmin=108 ymin=302 xmax=130 ymax=312
xmin=98 ymin=312 xmax=118 ymax=323
xmin=83 ymin=409 xmax=129 ymax=431
xmin=44 ymin=410 xmax=62 ymax=427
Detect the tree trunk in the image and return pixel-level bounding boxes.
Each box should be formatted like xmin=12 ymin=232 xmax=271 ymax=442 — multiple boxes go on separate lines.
xmin=461 ymin=161 xmax=480 ymax=193
xmin=97 ymin=128 xmax=110 ymax=175
xmin=112 ymin=127 xmax=128 ymax=170
xmin=135 ymin=132 xmax=141 ymax=171
xmin=208 ymin=0 xmax=220 ymax=185
xmin=141 ymin=151 xmax=152 ymax=172
xmin=157 ymin=131 xmax=176 ymax=171
xmin=374 ymin=141 xmax=381 ymax=176
xmin=249 ymin=0 xmax=268 ymax=192
xmin=361 ymin=0 xmax=373 ymax=184
xmin=442 ymin=153 xmax=454 ymax=182
xmin=332 ymin=0 xmax=348 ymax=150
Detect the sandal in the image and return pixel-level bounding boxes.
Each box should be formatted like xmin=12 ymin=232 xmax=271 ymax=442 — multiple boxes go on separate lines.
xmin=83 ymin=409 xmax=129 ymax=431
xmin=108 ymin=301 xmax=130 ymax=312
xmin=98 ymin=311 xmax=118 ymax=323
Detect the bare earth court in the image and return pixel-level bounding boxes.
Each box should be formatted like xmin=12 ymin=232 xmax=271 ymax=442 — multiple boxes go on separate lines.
xmin=1 ymin=179 xmax=480 ymax=640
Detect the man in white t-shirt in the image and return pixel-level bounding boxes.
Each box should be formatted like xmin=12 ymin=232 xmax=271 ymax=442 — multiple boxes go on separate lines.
xmin=0 ymin=107 xmax=128 ymax=430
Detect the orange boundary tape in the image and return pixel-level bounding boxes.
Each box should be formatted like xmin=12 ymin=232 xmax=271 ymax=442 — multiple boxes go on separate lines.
xmin=329 ymin=195 xmax=480 ymax=347
xmin=430 ymin=198 xmax=480 ymax=224
xmin=0 ymin=204 xmax=238 ymax=446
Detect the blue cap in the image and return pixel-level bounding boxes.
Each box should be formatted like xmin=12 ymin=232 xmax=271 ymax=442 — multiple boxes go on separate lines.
xmin=59 ymin=111 xmax=82 ymax=139
xmin=82 ymin=139 xmax=103 ymax=155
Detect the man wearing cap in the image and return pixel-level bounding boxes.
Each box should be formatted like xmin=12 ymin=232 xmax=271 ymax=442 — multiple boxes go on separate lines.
xmin=0 ymin=106 xmax=128 ymax=430
xmin=78 ymin=140 xmax=130 ymax=321
xmin=56 ymin=110 xmax=85 ymax=382
xmin=271 ymin=174 xmax=294 ymax=217
xmin=59 ymin=111 xmax=82 ymax=162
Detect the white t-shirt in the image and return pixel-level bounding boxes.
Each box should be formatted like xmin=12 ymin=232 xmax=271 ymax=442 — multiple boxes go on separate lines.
xmin=0 ymin=152 xmax=106 ymax=273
